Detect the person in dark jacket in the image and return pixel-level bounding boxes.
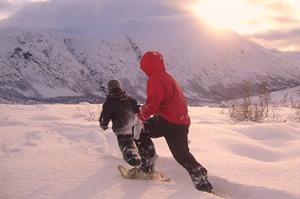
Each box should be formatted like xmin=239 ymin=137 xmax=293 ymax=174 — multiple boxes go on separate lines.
xmin=135 ymin=50 xmax=213 ymax=193
xmin=99 ymin=79 xmax=156 ymax=168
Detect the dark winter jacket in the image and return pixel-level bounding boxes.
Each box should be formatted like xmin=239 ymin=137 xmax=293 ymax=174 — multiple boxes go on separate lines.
xmin=99 ymin=88 xmax=140 ymax=134
xmin=137 ymin=50 xmax=190 ymax=125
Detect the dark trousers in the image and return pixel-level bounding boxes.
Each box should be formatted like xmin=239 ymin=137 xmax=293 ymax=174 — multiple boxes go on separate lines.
xmin=117 ymin=134 xmax=140 ymax=166
xmin=134 ymin=132 xmax=156 ymax=172
xmin=143 ymin=115 xmax=204 ymax=174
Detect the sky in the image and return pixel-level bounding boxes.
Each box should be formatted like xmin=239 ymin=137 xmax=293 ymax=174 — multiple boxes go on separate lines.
xmin=0 ymin=0 xmax=299 ymax=52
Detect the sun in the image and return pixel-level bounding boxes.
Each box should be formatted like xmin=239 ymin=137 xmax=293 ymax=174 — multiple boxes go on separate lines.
xmin=189 ymin=1 xmax=261 ymax=33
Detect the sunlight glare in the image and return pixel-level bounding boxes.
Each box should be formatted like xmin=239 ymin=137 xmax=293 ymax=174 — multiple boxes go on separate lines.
xmin=191 ymin=1 xmax=263 ymax=33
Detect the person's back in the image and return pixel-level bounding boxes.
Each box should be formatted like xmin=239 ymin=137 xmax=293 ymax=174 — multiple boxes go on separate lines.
xmin=99 ymin=79 xmax=141 ymax=166
xmin=150 ymin=70 xmax=190 ymax=125
xmin=102 ymin=88 xmax=138 ymax=134
xmin=138 ymin=50 xmax=190 ymax=125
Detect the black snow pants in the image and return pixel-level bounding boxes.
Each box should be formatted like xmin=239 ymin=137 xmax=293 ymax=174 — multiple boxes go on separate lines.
xmin=143 ymin=115 xmax=208 ymax=184
xmin=117 ymin=131 xmax=156 ymax=170
xmin=117 ymin=134 xmax=141 ymax=166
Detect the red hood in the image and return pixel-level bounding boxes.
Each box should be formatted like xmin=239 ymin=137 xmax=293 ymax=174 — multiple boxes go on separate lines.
xmin=140 ymin=50 xmax=166 ymax=76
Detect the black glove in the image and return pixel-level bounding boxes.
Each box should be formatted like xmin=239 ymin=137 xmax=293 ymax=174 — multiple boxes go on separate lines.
xmin=100 ymin=123 xmax=108 ymax=130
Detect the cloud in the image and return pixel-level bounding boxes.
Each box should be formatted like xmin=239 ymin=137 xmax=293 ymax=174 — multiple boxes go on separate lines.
xmin=0 ymin=0 xmax=46 ymax=19
xmin=246 ymin=28 xmax=300 ymax=51
xmin=263 ymin=1 xmax=294 ymax=13
xmin=0 ymin=0 xmax=299 ymax=51
xmin=0 ymin=0 xmax=166 ymax=33
xmin=250 ymin=28 xmax=299 ymax=41
xmin=1 ymin=1 xmax=106 ymax=32
xmin=242 ymin=0 xmax=299 ymax=51
xmin=273 ymin=16 xmax=299 ymax=24
xmin=0 ymin=0 xmax=22 ymax=19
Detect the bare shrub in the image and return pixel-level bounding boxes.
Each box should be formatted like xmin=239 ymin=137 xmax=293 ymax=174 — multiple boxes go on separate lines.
xmin=228 ymin=80 xmax=271 ymax=123
xmin=290 ymin=90 xmax=300 ymax=122
xmin=76 ymin=104 xmax=101 ymax=121
xmin=269 ymin=105 xmax=282 ymax=122
xmin=291 ymin=108 xmax=300 ymax=122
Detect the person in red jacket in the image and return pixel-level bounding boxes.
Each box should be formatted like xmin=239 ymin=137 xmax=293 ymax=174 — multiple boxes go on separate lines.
xmin=136 ymin=50 xmax=213 ymax=193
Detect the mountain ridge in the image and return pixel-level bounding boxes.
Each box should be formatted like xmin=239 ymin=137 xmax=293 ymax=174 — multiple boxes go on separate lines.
xmin=0 ymin=11 xmax=299 ymax=104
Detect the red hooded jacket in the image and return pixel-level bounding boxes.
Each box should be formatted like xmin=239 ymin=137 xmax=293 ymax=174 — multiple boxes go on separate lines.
xmin=137 ymin=50 xmax=190 ymax=125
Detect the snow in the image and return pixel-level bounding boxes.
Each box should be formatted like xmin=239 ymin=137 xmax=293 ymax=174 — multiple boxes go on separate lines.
xmin=32 ymin=84 xmax=79 ymax=98
xmin=1 ymin=104 xmax=299 ymax=199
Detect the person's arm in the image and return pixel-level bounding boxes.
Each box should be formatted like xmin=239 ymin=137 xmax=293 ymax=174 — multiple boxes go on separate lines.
xmin=137 ymin=77 xmax=164 ymax=121
xmin=99 ymin=102 xmax=111 ymax=130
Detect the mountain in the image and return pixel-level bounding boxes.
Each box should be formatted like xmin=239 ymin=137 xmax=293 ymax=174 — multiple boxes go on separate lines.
xmin=271 ymin=50 xmax=299 ymax=67
xmin=0 ymin=6 xmax=299 ymax=104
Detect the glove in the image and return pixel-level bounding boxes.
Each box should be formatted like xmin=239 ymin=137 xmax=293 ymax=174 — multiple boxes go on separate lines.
xmin=132 ymin=115 xmax=144 ymax=140
xmin=136 ymin=112 xmax=146 ymax=122
xmin=100 ymin=123 xmax=108 ymax=130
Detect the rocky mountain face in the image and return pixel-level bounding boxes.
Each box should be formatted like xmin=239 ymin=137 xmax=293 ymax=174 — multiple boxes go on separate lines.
xmin=0 ymin=11 xmax=299 ymax=105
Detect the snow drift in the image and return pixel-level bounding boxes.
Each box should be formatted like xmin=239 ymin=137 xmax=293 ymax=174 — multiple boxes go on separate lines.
xmin=1 ymin=104 xmax=299 ymax=199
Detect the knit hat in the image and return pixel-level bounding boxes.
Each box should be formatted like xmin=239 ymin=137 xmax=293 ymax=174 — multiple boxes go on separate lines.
xmin=107 ymin=79 xmax=123 ymax=92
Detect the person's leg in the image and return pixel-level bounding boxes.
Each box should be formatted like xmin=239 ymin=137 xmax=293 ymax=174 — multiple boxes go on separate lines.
xmin=117 ymin=134 xmax=141 ymax=166
xmin=166 ymin=133 xmax=213 ymax=191
xmin=165 ymin=126 xmax=213 ymax=192
xmin=132 ymin=115 xmax=169 ymax=172
xmin=134 ymin=133 xmax=156 ymax=172
xmin=138 ymin=115 xmax=211 ymax=191
xmin=164 ymin=125 xmax=202 ymax=170
xmin=143 ymin=115 xmax=172 ymax=138
xmin=143 ymin=116 xmax=200 ymax=170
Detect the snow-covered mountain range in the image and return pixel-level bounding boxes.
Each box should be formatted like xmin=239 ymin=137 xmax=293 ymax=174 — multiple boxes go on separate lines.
xmin=0 ymin=6 xmax=299 ymax=104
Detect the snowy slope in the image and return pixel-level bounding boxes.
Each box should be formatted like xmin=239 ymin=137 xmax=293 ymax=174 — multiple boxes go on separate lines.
xmin=0 ymin=4 xmax=299 ymax=104
xmin=1 ymin=104 xmax=299 ymax=199
xmin=272 ymin=50 xmax=300 ymax=68
xmin=62 ymin=31 xmax=148 ymax=101
xmin=0 ymin=29 xmax=100 ymax=103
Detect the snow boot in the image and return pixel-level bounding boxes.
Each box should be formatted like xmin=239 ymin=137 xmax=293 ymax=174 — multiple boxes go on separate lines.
xmin=126 ymin=155 xmax=141 ymax=166
xmin=195 ymin=180 xmax=214 ymax=193
xmin=189 ymin=166 xmax=214 ymax=193
xmin=140 ymin=155 xmax=158 ymax=173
